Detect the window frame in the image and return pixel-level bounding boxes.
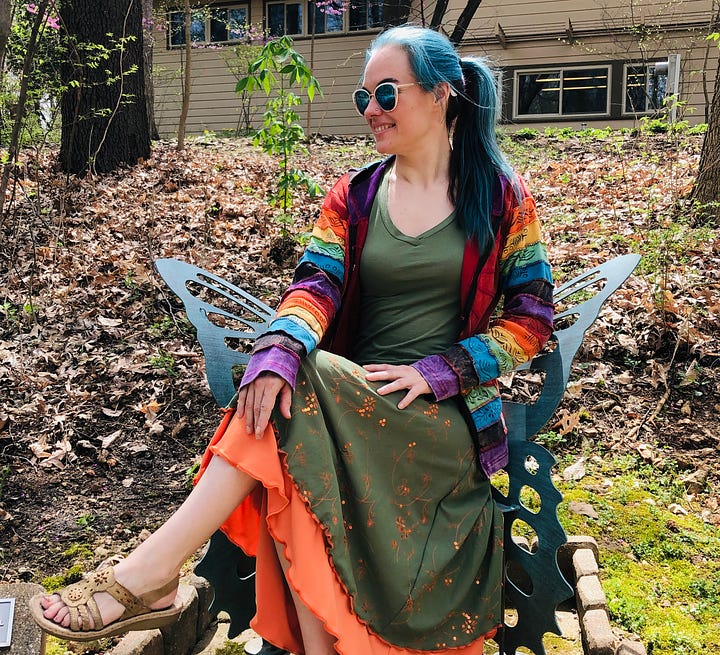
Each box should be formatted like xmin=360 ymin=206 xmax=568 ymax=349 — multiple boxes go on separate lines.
xmin=264 ymin=0 xmax=383 ymax=38
xmin=622 ymin=62 xmax=668 ymax=115
xmin=512 ymin=65 xmax=612 ymax=120
xmin=167 ymin=3 xmax=251 ymax=48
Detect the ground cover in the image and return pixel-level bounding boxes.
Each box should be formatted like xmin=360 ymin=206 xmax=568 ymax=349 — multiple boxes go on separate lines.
xmin=1 ymin=129 xmax=718 ymax=655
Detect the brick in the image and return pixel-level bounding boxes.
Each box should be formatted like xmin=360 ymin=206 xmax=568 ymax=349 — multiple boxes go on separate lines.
xmin=185 ymin=574 xmax=214 ymax=637
xmin=576 ymin=576 xmax=607 ymax=614
xmin=108 ymin=630 xmax=163 ymax=655
xmin=581 ymin=608 xmax=616 ymax=655
xmin=0 ymin=583 xmax=46 ymax=655
xmin=557 ymin=536 xmax=600 ymax=582
xmin=616 ymin=639 xmax=647 ymax=655
xmin=159 ymin=584 xmax=199 ymax=655
xmin=573 ymin=548 xmax=599 ymax=579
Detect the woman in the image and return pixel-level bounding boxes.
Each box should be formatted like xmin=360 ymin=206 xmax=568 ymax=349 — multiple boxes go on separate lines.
xmin=31 ymin=25 xmax=553 ymax=655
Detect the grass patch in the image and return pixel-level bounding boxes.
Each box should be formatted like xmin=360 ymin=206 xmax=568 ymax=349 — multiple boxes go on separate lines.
xmin=556 ymin=454 xmax=720 ymax=655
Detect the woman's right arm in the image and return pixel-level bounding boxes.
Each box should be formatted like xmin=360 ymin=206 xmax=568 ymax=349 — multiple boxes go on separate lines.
xmin=236 ymin=175 xmax=352 ymax=434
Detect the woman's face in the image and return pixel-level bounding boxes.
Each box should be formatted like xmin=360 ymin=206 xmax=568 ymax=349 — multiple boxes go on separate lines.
xmin=359 ymin=45 xmax=440 ymax=155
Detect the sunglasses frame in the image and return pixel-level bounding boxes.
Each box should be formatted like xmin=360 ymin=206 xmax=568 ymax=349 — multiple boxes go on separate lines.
xmin=352 ymin=82 xmax=419 ymax=116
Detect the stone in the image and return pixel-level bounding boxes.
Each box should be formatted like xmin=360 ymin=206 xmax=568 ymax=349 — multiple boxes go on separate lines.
xmin=185 ymin=574 xmax=214 ymax=638
xmin=573 ymin=548 xmax=599 ymax=579
xmin=557 ymin=535 xmax=600 ymax=583
xmin=576 ymin=576 xmax=607 ymax=615
xmin=160 ymin=584 xmax=199 ymax=655
xmin=615 ymin=638 xmax=647 ymax=655
xmin=107 ymin=629 xmax=163 ymax=655
xmin=581 ymin=609 xmax=616 ymax=655
xmin=0 ymin=583 xmax=46 ymax=655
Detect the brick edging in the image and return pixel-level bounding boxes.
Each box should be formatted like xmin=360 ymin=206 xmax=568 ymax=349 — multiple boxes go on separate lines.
xmin=558 ymin=536 xmax=647 ymax=655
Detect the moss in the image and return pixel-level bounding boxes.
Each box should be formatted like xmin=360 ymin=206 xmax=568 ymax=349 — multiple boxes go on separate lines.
xmin=215 ymin=641 xmax=248 ymax=655
xmin=554 ymin=455 xmax=720 ymax=655
xmin=41 ymin=564 xmax=85 ymax=592
xmin=61 ymin=543 xmax=94 ymax=560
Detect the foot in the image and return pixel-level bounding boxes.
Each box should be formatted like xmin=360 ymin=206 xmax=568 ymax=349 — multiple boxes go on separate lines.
xmin=39 ymin=558 xmax=178 ymax=632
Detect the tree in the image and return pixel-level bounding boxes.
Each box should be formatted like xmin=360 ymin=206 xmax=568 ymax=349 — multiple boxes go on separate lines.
xmin=142 ymin=0 xmax=159 ymax=140
xmin=0 ymin=0 xmax=12 ymax=68
xmin=59 ymin=0 xmax=150 ymax=175
xmin=175 ymin=0 xmax=191 ymax=150
xmin=690 ymin=33 xmax=720 ymax=218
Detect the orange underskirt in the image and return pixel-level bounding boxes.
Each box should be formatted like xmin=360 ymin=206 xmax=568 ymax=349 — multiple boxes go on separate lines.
xmin=195 ymin=407 xmax=495 ymax=655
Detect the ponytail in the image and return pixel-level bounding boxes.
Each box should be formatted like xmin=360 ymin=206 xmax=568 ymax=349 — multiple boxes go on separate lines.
xmin=449 ymin=57 xmax=516 ymax=253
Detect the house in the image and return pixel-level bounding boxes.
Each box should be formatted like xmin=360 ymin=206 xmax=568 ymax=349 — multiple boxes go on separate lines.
xmin=151 ymin=0 xmax=718 ymax=137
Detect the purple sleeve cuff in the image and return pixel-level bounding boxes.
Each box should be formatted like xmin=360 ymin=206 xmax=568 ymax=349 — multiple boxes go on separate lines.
xmin=411 ymin=354 xmax=461 ymax=401
xmin=240 ymin=346 xmax=301 ymax=390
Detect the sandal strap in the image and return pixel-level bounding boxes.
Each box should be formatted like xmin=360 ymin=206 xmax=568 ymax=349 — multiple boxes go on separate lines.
xmin=59 ymin=566 xmax=149 ymax=631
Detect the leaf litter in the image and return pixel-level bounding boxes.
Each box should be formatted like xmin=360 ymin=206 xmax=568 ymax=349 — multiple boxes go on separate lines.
xmin=0 ymin=132 xmax=718 ymax=594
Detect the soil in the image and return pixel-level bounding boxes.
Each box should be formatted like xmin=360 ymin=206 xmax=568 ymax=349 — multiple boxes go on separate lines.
xmin=1 ymin=134 xmax=718 ymax=601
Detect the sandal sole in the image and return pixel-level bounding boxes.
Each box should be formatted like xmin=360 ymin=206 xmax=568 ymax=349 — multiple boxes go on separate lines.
xmin=28 ymin=586 xmax=187 ymax=642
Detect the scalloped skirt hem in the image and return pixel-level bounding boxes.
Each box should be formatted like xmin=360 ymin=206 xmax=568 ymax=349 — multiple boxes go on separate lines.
xmin=195 ymin=406 xmax=497 ymax=655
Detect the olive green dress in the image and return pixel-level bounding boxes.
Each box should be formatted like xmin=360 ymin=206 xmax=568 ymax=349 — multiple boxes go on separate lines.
xmin=269 ymin=172 xmax=504 ymax=649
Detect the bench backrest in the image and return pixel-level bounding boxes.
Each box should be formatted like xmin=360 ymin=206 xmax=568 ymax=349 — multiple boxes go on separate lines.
xmin=154 ymin=253 xmax=640 ymax=654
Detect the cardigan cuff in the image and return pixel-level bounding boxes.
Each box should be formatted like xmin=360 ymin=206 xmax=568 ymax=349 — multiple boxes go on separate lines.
xmin=240 ymin=346 xmax=301 ymax=391
xmin=412 ymin=355 xmax=460 ymax=401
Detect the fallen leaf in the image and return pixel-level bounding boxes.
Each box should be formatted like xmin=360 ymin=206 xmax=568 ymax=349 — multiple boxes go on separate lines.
xmin=563 ymin=457 xmax=586 ymax=481
xmin=568 ymin=500 xmax=599 ymax=519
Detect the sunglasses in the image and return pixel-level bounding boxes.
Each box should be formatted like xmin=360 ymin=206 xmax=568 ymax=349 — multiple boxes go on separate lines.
xmin=352 ymin=82 xmax=419 ymax=115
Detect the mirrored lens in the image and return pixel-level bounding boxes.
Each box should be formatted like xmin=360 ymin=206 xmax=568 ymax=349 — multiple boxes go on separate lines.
xmin=374 ymin=83 xmax=398 ymax=111
xmin=353 ymin=89 xmax=371 ymax=115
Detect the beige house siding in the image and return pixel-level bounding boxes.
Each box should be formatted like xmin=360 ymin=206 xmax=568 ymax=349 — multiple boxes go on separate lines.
xmin=152 ymin=0 xmax=717 ymax=137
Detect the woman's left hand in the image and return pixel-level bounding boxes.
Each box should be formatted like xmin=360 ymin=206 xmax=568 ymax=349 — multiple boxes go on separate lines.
xmin=364 ymin=364 xmax=431 ymax=410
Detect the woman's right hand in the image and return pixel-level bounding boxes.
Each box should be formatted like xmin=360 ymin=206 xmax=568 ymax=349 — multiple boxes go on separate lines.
xmin=237 ymin=373 xmax=292 ymax=438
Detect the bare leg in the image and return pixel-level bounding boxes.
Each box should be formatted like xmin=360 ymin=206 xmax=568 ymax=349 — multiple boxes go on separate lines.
xmin=274 ymin=541 xmax=337 ymax=655
xmin=41 ymin=455 xmax=257 ymax=630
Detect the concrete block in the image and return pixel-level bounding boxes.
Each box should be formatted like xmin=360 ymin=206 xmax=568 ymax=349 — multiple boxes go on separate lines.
xmin=573 ymin=548 xmax=599 ymax=579
xmin=160 ymin=584 xmax=199 ymax=655
xmin=0 ymin=583 xmax=46 ymax=655
xmin=576 ymin=576 xmax=607 ymax=615
xmin=558 ymin=536 xmax=599 ymax=583
xmin=108 ymin=629 xmax=163 ymax=655
xmin=185 ymin=574 xmax=214 ymax=637
xmin=615 ymin=638 xmax=647 ymax=655
xmin=581 ymin=609 xmax=616 ymax=655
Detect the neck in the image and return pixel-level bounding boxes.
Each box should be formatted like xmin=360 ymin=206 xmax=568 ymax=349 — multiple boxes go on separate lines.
xmin=393 ymin=136 xmax=451 ymax=188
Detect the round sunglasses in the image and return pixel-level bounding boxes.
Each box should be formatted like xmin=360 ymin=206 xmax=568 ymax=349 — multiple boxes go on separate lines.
xmin=352 ymin=82 xmax=419 ymax=115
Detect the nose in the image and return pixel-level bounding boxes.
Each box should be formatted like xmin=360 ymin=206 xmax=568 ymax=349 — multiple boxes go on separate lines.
xmin=364 ymin=96 xmax=383 ymax=117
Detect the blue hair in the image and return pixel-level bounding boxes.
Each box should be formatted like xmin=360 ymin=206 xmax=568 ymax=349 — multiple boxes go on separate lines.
xmin=365 ymin=26 xmax=516 ymax=252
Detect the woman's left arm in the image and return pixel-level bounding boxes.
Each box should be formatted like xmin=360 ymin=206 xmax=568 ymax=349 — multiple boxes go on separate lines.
xmin=412 ymin=185 xmax=555 ymax=400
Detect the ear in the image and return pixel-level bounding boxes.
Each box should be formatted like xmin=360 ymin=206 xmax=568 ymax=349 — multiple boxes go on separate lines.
xmin=433 ymin=82 xmax=453 ymax=104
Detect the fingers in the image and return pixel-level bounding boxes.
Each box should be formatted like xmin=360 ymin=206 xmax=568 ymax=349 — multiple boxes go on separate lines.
xmin=364 ymin=364 xmax=431 ymax=408
xmin=239 ymin=374 xmax=290 ymax=438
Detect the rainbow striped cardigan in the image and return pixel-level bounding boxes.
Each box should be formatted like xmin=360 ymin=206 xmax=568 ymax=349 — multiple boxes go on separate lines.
xmin=242 ymin=157 xmax=554 ymax=476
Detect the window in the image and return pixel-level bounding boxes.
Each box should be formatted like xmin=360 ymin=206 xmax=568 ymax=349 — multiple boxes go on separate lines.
xmin=169 ymin=5 xmax=249 ymax=46
xmin=267 ymin=1 xmax=303 ymax=36
xmin=624 ymin=64 xmax=667 ymax=114
xmin=349 ymin=0 xmax=383 ymax=31
xmin=310 ymin=0 xmax=344 ymax=34
xmin=266 ymin=0 xmax=383 ymax=36
xmin=515 ymin=67 xmax=610 ymax=118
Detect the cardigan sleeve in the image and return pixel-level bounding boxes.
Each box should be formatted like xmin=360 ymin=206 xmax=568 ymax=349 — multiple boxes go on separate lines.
xmin=240 ymin=175 xmax=350 ymax=390
xmin=413 ymin=178 xmax=554 ymax=400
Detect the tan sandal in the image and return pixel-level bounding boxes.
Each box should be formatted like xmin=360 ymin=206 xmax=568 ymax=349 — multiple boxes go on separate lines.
xmin=29 ymin=564 xmax=185 ymax=642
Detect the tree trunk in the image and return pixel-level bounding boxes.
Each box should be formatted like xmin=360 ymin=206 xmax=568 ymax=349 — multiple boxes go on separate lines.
xmin=0 ymin=0 xmax=12 ymax=70
xmin=176 ymin=0 xmax=191 ymax=151
xmin=59 ymin=0 xmax=150 ymax=175
xmin=690 ymin=50 xmax=720 ymax=216
xmin=142 ymin=0 xmax=159 ymax=140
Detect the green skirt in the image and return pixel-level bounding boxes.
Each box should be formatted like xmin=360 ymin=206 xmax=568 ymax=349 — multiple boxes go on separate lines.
xmin=271 ymin=349 xmax=504 ymax=649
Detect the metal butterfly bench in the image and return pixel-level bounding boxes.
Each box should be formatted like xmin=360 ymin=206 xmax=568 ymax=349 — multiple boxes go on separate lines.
xmin=154 ymin=253 xmax=640 ymax=655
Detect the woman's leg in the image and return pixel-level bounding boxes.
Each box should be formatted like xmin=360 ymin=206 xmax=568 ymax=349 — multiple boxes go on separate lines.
xmin=274 ymin=541 xmax=337 ymax=655
xmin=41 ymin=455 xmax=257 ymax=630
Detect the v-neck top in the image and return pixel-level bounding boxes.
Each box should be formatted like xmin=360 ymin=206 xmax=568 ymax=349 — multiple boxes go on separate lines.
xmin=352 ymin=169 xmax=465 ymax=365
